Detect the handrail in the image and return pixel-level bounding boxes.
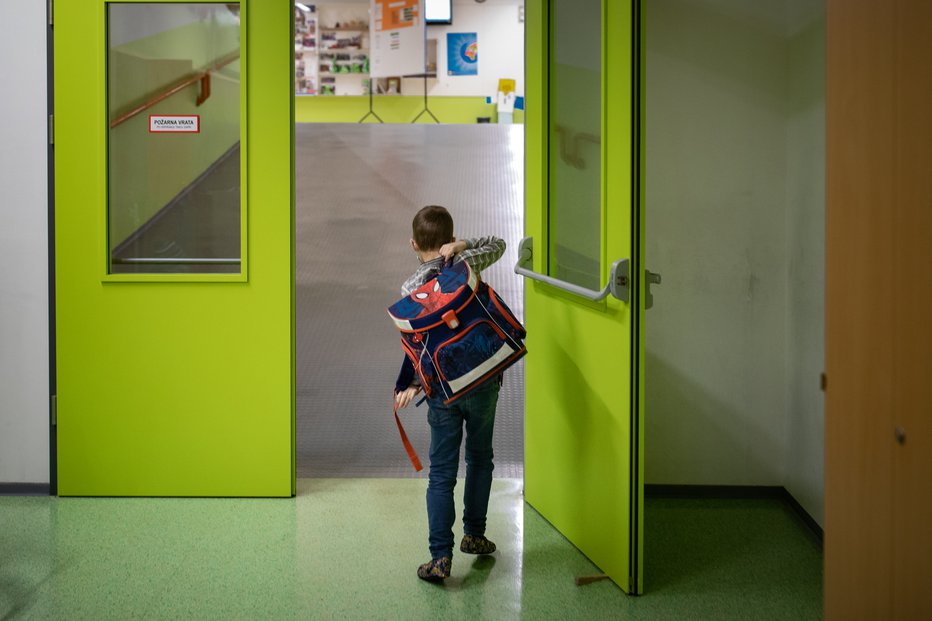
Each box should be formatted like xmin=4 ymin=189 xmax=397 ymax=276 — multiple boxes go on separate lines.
xmin=514 ymin=237 xmax=629 ymax=303
xmin=110 ymin=51 xmax=240 ymax=129
xmin=554 ymin=124 xmax=601 ymax=170
xmin=111 ymin=257 xmax=240 ymax=265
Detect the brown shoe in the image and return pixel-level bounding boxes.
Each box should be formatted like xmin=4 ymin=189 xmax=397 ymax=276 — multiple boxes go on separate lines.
xmin=460 ymin=534 xmax=497 ymax=555
xmin=417 ymin=557 xmax=452 ymax=582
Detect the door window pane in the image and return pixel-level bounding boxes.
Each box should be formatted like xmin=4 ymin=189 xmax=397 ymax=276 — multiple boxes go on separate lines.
xmin=549 ymin=0 xmax=602 ymax=290
xmin=108 ymin=3 xmax=242 ymax=274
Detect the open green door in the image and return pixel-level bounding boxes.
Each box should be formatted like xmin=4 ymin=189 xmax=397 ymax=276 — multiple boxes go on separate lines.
xmin=522 ymin=0 xmax=644 ymax=592
xmin=54 ymin=0 xmax=295 ymax=496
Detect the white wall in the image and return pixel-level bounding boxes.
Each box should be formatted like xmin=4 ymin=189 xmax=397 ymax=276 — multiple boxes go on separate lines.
xmin=0 ymin=1 xmax=50 ymax=485
xmin=645 ymin=0 xmax=790 ymax=486
xmin=645 ymin=0 xmax=825 ymax=524
xmin=784 ymin=3 xmax=825 ymax=526
xmin=415 ymin=0 xmax=525 ymax=97
xmin=321 ymin=0 xmax=524 ymax=97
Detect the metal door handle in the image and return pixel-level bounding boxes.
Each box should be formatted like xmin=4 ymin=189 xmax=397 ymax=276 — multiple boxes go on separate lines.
xmin=514 ymin=237 xmax=629 ymax=303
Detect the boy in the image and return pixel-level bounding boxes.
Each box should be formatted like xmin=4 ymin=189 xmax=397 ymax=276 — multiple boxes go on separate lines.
xmin=394 ymin=205 xmax=507 ymax=583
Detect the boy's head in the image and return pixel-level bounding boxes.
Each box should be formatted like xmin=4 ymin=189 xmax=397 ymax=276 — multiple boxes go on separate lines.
xmin=411 ymin=205 xmax=454 ymax=252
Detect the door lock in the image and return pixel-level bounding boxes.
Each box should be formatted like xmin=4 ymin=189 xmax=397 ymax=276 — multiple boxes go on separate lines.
xmin=895 ymin=426 xmax=906 ymax=445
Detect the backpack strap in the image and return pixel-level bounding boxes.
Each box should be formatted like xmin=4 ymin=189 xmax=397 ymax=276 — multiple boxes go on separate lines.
xmin=393 ymin=398 xmax=423 ymax=472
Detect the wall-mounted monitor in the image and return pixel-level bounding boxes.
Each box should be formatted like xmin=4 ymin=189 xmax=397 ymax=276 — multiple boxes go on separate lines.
xmin=426 ymin=0 xmax=452 ymax=25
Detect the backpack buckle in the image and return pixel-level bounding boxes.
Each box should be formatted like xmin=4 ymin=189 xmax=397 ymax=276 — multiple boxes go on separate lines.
xmin=442 ymin=310 xmax=460 ymax=329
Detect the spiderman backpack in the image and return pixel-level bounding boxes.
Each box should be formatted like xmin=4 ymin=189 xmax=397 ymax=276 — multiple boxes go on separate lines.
xmin=388 ymin=260 xmax=527 ymax=405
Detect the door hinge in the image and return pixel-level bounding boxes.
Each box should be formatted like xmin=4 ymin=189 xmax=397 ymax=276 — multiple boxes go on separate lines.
xmin=49 ymin=0 xmax=53 ymax=26
xmin=48 ymin=114 xmax=54 ymax=145
xmin=820 ymin=372 xmax=827 ymax=391
xmin=51 ymin=394 xmax=57 ymax=426
xmin=645 ymin=270 xmax=662 ymax=310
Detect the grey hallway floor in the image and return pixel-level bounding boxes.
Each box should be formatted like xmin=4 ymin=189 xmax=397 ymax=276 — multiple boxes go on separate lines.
xmin=295 ymin=124 xmax=525 ymax=478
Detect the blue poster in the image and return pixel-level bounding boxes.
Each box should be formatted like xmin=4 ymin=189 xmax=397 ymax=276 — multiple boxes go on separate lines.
xmin=447 ymin=33 xmax=478 ymax=76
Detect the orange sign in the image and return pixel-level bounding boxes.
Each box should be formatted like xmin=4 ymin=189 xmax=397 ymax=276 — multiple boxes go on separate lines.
xmin=374 ymin=0 xmax=420 ymax=32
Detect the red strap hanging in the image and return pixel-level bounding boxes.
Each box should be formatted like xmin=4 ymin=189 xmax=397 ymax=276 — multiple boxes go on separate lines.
xmin=393 ymin=400 xmax=423 ymax=472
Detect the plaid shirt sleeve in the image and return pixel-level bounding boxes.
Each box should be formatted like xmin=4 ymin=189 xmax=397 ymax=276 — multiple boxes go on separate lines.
xmin=457 ymin=236 xmax=507 ymax=274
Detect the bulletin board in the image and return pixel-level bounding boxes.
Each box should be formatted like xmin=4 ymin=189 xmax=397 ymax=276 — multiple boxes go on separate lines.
xmin=370 ymin=0 xmax=426 ymax=78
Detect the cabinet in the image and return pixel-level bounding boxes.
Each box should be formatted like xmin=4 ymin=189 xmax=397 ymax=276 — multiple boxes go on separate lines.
xmin=318 ymin=26 xmax=369 ymax=96
xmin=294 ymin=5 xmax=318 ymax=95
xmin=825 ymin=0 xmax=932 ymax=619
xmin=294 ymin=3 xmax=371 ymax=97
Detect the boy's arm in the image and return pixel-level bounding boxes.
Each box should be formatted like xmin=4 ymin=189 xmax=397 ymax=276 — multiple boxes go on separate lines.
xmin=394 ymin=356 xmax=421 ymax=409
xmin=395 ymin=355 xmax=417 ymax=394
xmin=455 ymin=236 xmax=506 ymax=273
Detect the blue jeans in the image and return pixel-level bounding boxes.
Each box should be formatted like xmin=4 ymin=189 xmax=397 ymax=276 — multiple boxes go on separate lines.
xmin=425 ymin=378 xmax=500 ymax=560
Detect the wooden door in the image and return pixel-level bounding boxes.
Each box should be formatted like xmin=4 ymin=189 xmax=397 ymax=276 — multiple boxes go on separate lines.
xmin=825 ymin=0 xmax=932 ymax=617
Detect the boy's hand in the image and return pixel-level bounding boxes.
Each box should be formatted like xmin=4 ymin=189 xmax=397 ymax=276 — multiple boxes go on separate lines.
xmin=439 ymin=240 xmax=468 ymax=262
xmin=394 ymin=386 xmax=420 ymax=410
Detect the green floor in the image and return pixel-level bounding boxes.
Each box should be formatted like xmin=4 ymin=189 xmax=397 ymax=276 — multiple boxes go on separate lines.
xmin=0 ymin=479 xmax=822 ymax=620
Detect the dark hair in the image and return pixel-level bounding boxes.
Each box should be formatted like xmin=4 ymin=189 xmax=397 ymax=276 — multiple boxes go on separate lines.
xmin=412 ymin=205 xmax=454 ymax=251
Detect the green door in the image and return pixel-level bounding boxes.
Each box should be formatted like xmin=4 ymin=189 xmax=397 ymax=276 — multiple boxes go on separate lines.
xmin=523 ymin=0 xmax=644 ymax=592
xmin=54 ymin=0 xmax=294 ymax=496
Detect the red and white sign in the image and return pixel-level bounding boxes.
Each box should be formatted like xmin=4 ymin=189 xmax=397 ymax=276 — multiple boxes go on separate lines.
xmin=149 ymin=115 xmax=200 ymax=133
